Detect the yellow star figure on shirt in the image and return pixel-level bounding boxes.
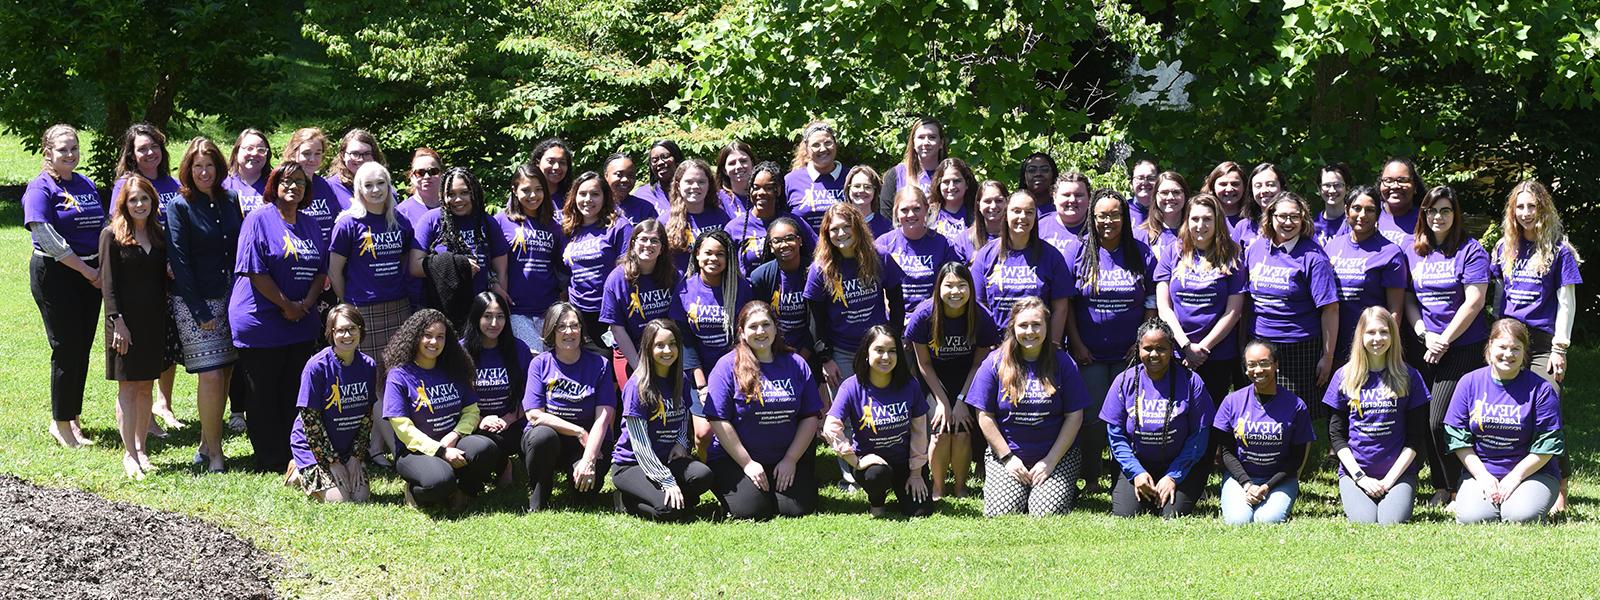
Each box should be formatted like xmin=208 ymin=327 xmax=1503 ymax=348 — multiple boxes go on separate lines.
xmin=415 ymin=385 xmax=435 ymax=414
xmin=1469 ymin=397 xmax=1486 ymax=430
xmin=830 ymin=276 xmax=845 ymax=303
xmin=510 ymin=226 xmax=528 ymax=255
xmin=859 ymin=402 xmax=880 ymax=435
xmin=56 ymin=191 xmax=81 ymax=213
xmin=1349 ymin=394 xmax=1365 ymax=419
xmin=324 ymin=376 xmax=343 ymax=412
xmin=1234 ymin=416 xmax=1249 ymax=447
xmin=649 ymin=399 xmax=668 ymax=426
xmin=770 ymin=289 xmax=781 ymax=309
xmin=627 ymin=290 xmax=645 ymax=319
xmin=685 ymin=299 xmax=703 ymax=329
xmin=357 ymin=231 xmax=377 ymax=258
xmin=282 ymin=233 xmax=303 ymax=260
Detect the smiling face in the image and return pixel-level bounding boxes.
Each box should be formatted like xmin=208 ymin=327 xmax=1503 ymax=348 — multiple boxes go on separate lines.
xmin=1250 ymin=170 xmax=1281 ymax=208
xmin=1005 ymin=194 xmax=1036 ymax=240
xmin=574 ymin=178 xmax=605 ymax=224
xmin=1022 ymin=157 xmax=1053 ymax=194
xmin=895 ymin=192 xmax=927 ymax=232
xmin=1346 ymin=193 xmax=1380 ymax=236
xmin=1379 ymin=161 xmax=1415 ymax=214
xmin=553 ymin=310 xmax=583 ymax=353
xmin=236 ymin=134 xmax=269 ymax=177
xmin=632 ymin=228 xmax=663 ymax=264
xmin=341 ymin=139 xmax=375 ymax=177
xmin=539 ymin=147 xmax=569 ymax=186
xmin=865 ymin=334 xmax=898 ymax=376
xmin=1131 ymin=163 xmax=1158 ymax=200
xmin=331 ymin=314 xmax=362 ymax=355
xmin=191 ymin=153 xmax=219 ymax=193
xmin=846 ymin=171 xmax=876 ymax=213
xmin=1270 ymin=198 xmax=1303 ymax=243
xmin=1360 ymin=316 xmax=1392 ymax=359
xmin=826 ymin=213 xmax=855 ymax=253
xmin=1154 ymin=179 xmax=1185 ymax=222
xmin=478 ymin=298 xmax=507 ymax=341
xmin=806 ymin=130 xmax=837 ymax=170
xmin=1513 ymin=191 xmax=1541 ymax=235
xmin=1092 ymin=197 xmax=1124 ymax=245
xmin=978 ymin=186 xmax=1006 ymax=224
xmin=133 ymin=134 xmax=162 ymax=177
xmin=358 ymin=168 xmax=390 ymax=211
xmin=937 ymin=167 xmax=968 ymax=209
xmin=605 ymin=157 xmax=636 ymax=200
xmin=45 ymin=133 xmax=80 ymax=174
xmin=696 ymin=237 xmax=728 ymax=278
xmin=444 ymin=176 xmax=473 ymax=217
xmin=277 ymin=171 xmax=309 ymax=209
xmin=649 ymin=328 xmax=679 ymax=371
xmin=677 ymin=165 xmax=710 ymax=208
xmin=722 ymin=150 xmax=752 ymax=190
xmin=767 ymin=221 xmax=801 ymax=264
xmin=1212 ymin=171 xmax=1244 ymax=213
xmin=1137 ymin=329 xmax=1172 ymax=374
xmin=1054 ymin=180 xmax=1089 ymax=226
xmin=1486 ymin=334 xmax=1526 ymax=375
xmin=417 ymin=321 xmax=448 ymax=362
xmin=294 ymin=139 xmax=325 ymax=175
xmin=1187 ymin=202 xmax=1216 ymax=247
xmin=751 ymin=170 xmax=782 ymax=218
xmin=125 ymin=186 xmax=154 ymax=223
xmin=648 ymin=147 xmax=677 ymax=184
xmin=913 ymin=125 xmax=942 ymax=161
xmin=1320 ymin=170 xmax=1347 ymax=206
xmin=514 ymin=175 xmax=545 ymax=216
xmin=1011 ymin=307 xmax=1047 ymax=351
xmin=1425 ymin=195 xmax=1456 ymax=237
xmin=1243 ymin=344 xmax=1277 ymax=386
xmin=937 ymin=272 xmax=970 ymax=310
xmin=741 ymin=310 xmax=777 ymax=354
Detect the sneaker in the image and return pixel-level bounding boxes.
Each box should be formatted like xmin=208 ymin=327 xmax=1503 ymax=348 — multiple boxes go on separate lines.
xmin=837 ymin=481 xmax=858 ymax=494
xmin=227 ymin=412 xmax=247 ymax=433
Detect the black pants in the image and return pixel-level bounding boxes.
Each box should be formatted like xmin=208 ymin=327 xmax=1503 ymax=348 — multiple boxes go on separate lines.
xmin=856 ymin=461 xmax=936 ymax=517
xmin=1422 ymin=340 xmax=1484 ymax=494
xmin=1111 ymin=461 xmax=1209 ymax=518
xmin=30 ymin=255 xmax=100 ymax=421
xmin=579 ymin=310 xmax=609 ymax=353
xmin=229 ymin=363 xmax=251 ymax=414
xmin=395 ymin=434 xmax=501 ymax=506
xmin=236 ymin=341 xmax=316 ymax=472
xmin=1194 ymin=356 xmax=1242 ymax=409
xmin=522 ymin=424 xmax=613 ymax=511
xmin=1523 ymin=327 xmax=1572 ymax=482
xmin=475 ymin=424 xmax=523 ymax=462
xmin=612 ymin=458 xmax=714 ymax=521
xmin=711 ymin=452 xmax=818 ymax=520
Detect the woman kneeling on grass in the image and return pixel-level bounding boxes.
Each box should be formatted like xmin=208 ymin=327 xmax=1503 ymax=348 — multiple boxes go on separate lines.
xmin=1213 ymin=339 xmax=1315 ymax=525
xmin=823 ymin=326 xmax=935 ymax=518
xmin=1447 ymin=318 xmax=1566 ymax=524
xmin=1099 ymin=318 xmax=1214 ymax=518
xmin=521 ymin=302 xmax=619 ymax=512
xmin=287 ymin=304 xmax=376 ymax=502
xmin=612 ymin=319 xmax=714 ymax=521
xmin=1322 ymin=307 xmax=1429 ymax=524
xmin=966 ymin=296 xmax=1092 ymax=517
xmin=382 ymin=309 xmax=502 ymax=508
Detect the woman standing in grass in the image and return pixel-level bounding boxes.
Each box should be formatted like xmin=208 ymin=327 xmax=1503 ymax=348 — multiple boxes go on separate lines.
xmin=705 ymin=302 xmax=825 ymax=520
xmin=1322 ymin=186 xmax=1406 ymax=364
xmin=785 ymin=121 xmax=849 ymax=232
xmin=496 ymin=163 xmax=565 ymax=352
xmin=876 ymin=186 xmax=962 ymax=322
xmin=382 ymin=309 xmax=500 ymax=508
xmin=1154 ymin=193 xmax=1247 ymax=406
xmin=905 ymin=262 xmax=998 ymax=499
xmin=612 ymin=319 xmax=714 ymax=521
xmin=1322 ymin=307 xmax=1429 ymax=524
xmin=559 ymin=171 xmax=631 ymax=350
xmin=805 ymin=204 xmax=905 ymax=391
xmin=1446 ymin=318 xmax=1566 ymax=524
xmin=1099 ymin=319 xmax=1214 ymax=518
xmin=823 ymin=326 xmax=935 ymax=518
xmin=966 ymin=296 xmax=1092 ymax=517
xmin=287 ymin=304 xmax=375 ymax=502
xmin=111 ymin=122 xmax=185 ymax=432
xmin=1213 ymin=340 xmax=1315 ymax=525
xmin=1242 ymin=193 xmax=1339 ymax=409
xmin=99 ymin=175 xmax=168 ymax=479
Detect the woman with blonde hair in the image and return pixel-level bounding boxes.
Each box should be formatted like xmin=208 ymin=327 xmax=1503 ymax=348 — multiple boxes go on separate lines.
xmin=784 ymin=120 xmax=849 ymax=231
xmin=1322 ymin=307 xmax=1429 ymax=524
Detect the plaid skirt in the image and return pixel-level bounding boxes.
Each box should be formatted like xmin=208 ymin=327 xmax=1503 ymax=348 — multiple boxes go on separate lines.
xmin=354 ymin=298 xmax=412 ymax=362
xmin=1275 ymin=337 xmax=1328 ymax=419
xmin=172 ymin=297 xmax=237 ymax=373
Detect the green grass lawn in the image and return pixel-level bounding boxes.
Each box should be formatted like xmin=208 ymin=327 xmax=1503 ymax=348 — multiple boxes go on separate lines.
xmin=0 ymin=197 xmax=1596 ymax=598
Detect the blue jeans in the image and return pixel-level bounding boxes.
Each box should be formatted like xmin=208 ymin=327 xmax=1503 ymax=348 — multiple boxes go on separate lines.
xmin=1220 ymin=475 xmax=1299 ymax=525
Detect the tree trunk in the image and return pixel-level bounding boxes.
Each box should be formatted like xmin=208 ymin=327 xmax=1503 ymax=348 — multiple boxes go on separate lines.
xmin=143 ymin=55 xmax=189 ymax=132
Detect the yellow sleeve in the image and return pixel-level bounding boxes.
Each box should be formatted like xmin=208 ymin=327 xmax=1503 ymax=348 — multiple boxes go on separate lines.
xmin=388 ymin=417 xmax=441 ymax=456
xmin=452 ymin=403 xmax=481 ymax=437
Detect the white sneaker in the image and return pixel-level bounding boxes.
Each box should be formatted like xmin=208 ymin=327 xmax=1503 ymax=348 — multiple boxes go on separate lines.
xmin=227 ymin=412 xmax=247 ymax=433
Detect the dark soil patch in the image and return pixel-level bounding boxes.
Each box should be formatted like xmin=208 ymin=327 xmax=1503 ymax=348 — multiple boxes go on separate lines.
xmin=0 ymin=475 xmax=277 ymax=599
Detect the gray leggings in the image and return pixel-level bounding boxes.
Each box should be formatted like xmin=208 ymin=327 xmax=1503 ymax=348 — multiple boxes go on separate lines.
xmin=1455 ymin=471 xmax=1558 ymax=524
xmin=1338 ymin=471 xmax=1417 ymax=525
xmin=982 ymin=447 xmax=1082 ymax=517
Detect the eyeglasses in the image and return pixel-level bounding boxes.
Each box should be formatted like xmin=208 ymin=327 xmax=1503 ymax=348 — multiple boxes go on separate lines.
xmin=771 ymin=234 xmax=801 ymax=245
xmin=1244 ymin=361 xmax=1275 ymax=369
xmin=1273 ymin=213 xmax=1304 ymax=223
xmin=1424 ymin=207 xmax=1455 ymax=217
xmin=345 ymin=151 xmax=374 ymax=160
xmin=1132 ymin=175 xmax=1158 ymax=182
xmin=1380 ymin=176 xmax=1413 ymax=186
xmin=332 ymin=326 xmax=361 ymax=336
xmin=412 ymin=167 xmax=442 ymax=177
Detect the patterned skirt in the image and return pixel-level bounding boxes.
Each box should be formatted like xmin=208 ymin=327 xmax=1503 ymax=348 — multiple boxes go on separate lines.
xmin=171 ymin=297 xmax=238 ymax=373
xmin=354 ymin=298 xmax=412 ymax=362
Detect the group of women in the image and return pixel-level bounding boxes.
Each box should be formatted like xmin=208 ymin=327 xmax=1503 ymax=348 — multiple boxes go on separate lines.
xmin=22 ymin=117 xmax=1578 ymax=524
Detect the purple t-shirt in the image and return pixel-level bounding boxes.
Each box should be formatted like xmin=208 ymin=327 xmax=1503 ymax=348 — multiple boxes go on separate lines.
xmin=474 ymin=338 xmax=533 ymax=422
xmin=1377 ymin=207 xmax=1417 ymax=246
xmin=888 ymin=163 xmax=934 ymax=195
xmin=414 ymin=208 xmax=509 ymax=295
xmin=613 ymin=376 xmax=691 ymax=467
xmin=1312 ymin=212 xmax=1345 ymax=246
xmin=703 ymin=352 xmax=826 ymax=466
xmin=562 ymin=221 xmax=632 ymax=313
xmin=1321 ymin=366 xmax=1430 ymax=476
xmin=111 ymin=173 xmax=181 ymax=227
xmin=1213 ymin=386 xmax=1316 ymax=479
xmin=972 ymin=242 xmax=1074 ymax=327
xmin=862 ymin=213 xmax=893 ymax=239
xmin=875 ymin=229 xmax=962 ymax=319
xmin=228 ymin=205 xmax=327 ymax=348
xmin=904 ymin=299 xmax=1000 ymax=374
xmin=1141 ymin=227 xmax=1180 ymax=257
xmin=717 ymin=189 xmax=750 ymax=221
xmin=223 ymin=174 xmax=267 ymax=216
xmin=1070 ymin=241 xmax=1157 ymax=361
xmin=1037 ymin=214 xmax=1087 ymax=261
xmin=290 ymin=347 xmax=378 ymax=468
xmin=929 ymin=205 xmax=969 ymax=242
xmin=670 ymin=206 xmax=734 ymax=273
xmin=599 ymin=269 xmax=675 ymax=348
xmin=752 ymin=260 xmax=814 ymax=352
xmin=673 ymin=273 xmax=755 ymax=368
xmin=331 ymin=212 xmax=414 ymax=305
xmin=523 ymin=350 xmax=617 ymax=435
xmin=1324 ymin=233 xmax=1407 ymax=351
xmin=828 ymin=376 xmax=929 ymax=464
xmin=802 ymin=250 xmax=904 ymax=353
xmin=723 ymin=213 xmax=819 ymax=276
xmin=1231 ymin=217 xmax=1261 ymax=251
xmin=615 ymin=193 xmax=661 ymax=228
xmin=1492 ymin=240 xmax=1584 ymax=335
xmin=630 ymin=183 xmax=672 ymax=220
xmin=496 ymin=214 xmax=565 ymax=317
xmin=395 ymin=196 xmax=434 ymax=227
xmin=784 ymin=163 xmax=848 ymax=231
xmin=1244 ymin=237 xmax=1339 ymax=343
xmin=1405 ymin=239 xmax=1491 ymax=345
xmin=1099 ymin=365 xmax=1213 ymax=474
xmin=23 ymin=171 xmax=104 ymax=256
xmin=965 ymin=349 xmax=1092 ymax=466
xmin=384 ymin=362 xmax=477 ymax=441
xmin=301 ymin=176 xmax=350 ymax=250
xmin=1445 ymin=367 xmax=1563 ymax=479
xmin=1154 ymin=245 xmax=1249 ymax=360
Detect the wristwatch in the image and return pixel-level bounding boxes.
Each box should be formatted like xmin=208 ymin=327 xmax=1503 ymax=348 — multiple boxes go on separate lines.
xmin=1350 ymin=468 xmax=1367 ymax=480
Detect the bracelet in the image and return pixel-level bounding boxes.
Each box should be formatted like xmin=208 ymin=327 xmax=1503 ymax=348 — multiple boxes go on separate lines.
xmin=996 ymin=452 xmax=1015 ymax=464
